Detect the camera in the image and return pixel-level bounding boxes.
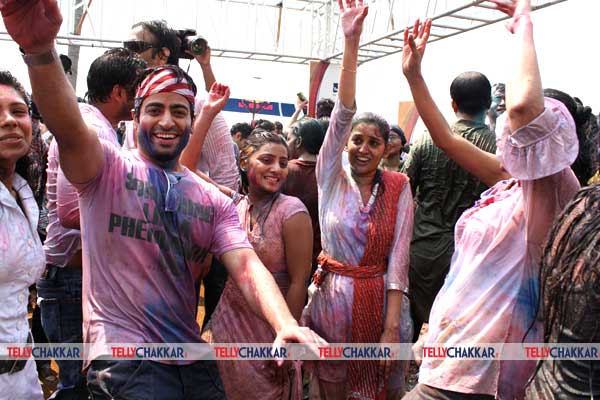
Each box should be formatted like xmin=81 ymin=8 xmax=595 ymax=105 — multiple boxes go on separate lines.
xmin=176 ymin=29 xmax=208 ymax=60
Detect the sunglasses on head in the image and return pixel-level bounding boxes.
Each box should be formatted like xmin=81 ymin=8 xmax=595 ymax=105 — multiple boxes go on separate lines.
xmin=123 ymin=40 xmax=159 ymax=53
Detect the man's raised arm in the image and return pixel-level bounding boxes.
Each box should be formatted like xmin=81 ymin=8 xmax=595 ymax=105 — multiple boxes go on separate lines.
xmin=1 ymin=0 xmax=103 ymax=184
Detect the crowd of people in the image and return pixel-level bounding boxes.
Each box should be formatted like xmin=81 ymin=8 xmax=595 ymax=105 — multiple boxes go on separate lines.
xmin=1 ymin=0 xmax=599 ymax=399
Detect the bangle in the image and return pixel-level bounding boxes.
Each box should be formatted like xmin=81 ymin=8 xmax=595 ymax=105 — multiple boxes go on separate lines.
xmin=20 ymin=47 xmax=58 ymax=67
xmin=342 ymin=66 xmax=357 ymax=73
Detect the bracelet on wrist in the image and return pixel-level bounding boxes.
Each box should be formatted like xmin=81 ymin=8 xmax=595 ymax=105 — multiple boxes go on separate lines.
xmin=20 ymin=47 xmax=58 ymax=67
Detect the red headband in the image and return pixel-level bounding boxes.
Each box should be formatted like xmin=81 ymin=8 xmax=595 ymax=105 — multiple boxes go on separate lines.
xmin=135 ymin=67 xmax=195 ymax=106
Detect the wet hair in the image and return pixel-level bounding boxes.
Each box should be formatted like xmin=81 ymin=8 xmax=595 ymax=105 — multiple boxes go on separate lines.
xmin=351 ymin=112 xmax=390 ymax=144
xmin=0 ymin=70 xmax=30 ymax=108
xmin=544 ymin=89 xmax=599 ymax=185
xmin=294 ymin=117 xmax=326 ymax=155
xmin=316 ymin=98 xmax=334 ymax=119
xmin=86 ymin=48 xmax=147 ymax=104
xmin=230 ymin=122 xmax=253 ymax=140
xmin=240 ymin=129 xmax=290 ymax=166
xmin=540 ymin=184 xmax=600 ymax=345
xmin=522 ymin=184 xmax=600 ymax=386
xmin=390 ymin=125 xmax=407 ymax=146
xmin=132 ymin=65 xmax=197 ymax=120
xmin=254 ymin=119 xmax=275 ymax=132
xmin=450 ymin=71 xmax=492 ymax=115
xmin=131 ymin=20 xmax=179 ymax=65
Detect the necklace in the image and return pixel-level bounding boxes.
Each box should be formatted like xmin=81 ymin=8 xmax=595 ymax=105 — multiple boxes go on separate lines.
xmin=359 ymin=181 xmax=380 ymax=214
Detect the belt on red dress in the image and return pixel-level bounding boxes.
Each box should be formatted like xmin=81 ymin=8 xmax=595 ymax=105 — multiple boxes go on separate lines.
xmin=313 ymin=252 xmax=386 ymax=286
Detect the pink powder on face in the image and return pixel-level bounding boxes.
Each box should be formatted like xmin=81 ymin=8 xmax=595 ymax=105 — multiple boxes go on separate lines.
xmin=247 ymin=168 xmax=258 ymax=186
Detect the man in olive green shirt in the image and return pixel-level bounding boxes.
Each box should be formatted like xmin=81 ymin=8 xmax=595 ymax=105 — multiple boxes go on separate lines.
xmin=402 ymin=71 xmax=497 ymax=339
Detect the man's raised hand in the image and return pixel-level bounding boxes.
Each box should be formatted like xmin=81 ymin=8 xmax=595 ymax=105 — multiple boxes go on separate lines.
xmin=1 ymin=0 xmax=62 ymax=53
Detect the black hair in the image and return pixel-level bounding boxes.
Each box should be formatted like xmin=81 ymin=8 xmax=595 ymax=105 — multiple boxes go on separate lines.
xmin=523 ymin=184 xmax=600 ymax=385
xmin=544 ymin=88 xmax=599 ymax=185
xmin=86 ymin=48 xmax=147 ymax=104
xmin=230 ymin=122 xmax=253 ymax=140
xmin=30 ymin=101 xmax=42 ymax=121
xmin=240 ymin=128 xmax=290 ymax=165
xmin=318 ymin=117 xmax=330 ymax=132
xmin=60 ymin=54 xmax=73 ymax=74
xmin=274 ymin=121 xmax=283 ymax=131
xmin=351 ymin=112 xmax=390 ymax=144
xmin=254 ymin=119 xmax=275 ymax=132
xmin=295 ymin=117 xmax=326 ymax=155
xmin=390 ymin=125 xmax=407 ymax=146
xmin=450 ymin=71 xmax=492 ymax=116
xmin=133 ymin=65 xmax=197 ymax=120
xmin=540 ymin=184 xmax=600 ymax=344
xmin=132 ymin=20 xmax=179 ymax=65
xmin=0 ymin=70 xmax=30 ymax=107
xmin=316 ymin=98 xmax=334 ymax=119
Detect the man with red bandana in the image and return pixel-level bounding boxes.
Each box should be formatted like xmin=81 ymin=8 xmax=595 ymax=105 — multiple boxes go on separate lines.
xmin=0 ymin=1 xmax=324 ymax=398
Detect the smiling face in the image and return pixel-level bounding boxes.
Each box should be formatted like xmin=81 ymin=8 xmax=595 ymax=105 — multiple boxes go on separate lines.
xmin=135 ymin=91 xmax=192 ymax=168
xmin=0 ymin=84 xmax=32 ymax=168
xmin=346 ymin=122 xmax=387 ymax=176
xmin=246 ymin=142 xmax=289 ymax=194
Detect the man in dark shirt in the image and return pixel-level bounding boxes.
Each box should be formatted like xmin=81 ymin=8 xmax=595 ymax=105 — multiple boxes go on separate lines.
xmin=283 ymin=117 xmax=327 ymax=271
xmin=402 ymin=71 xmax=497 ymax=339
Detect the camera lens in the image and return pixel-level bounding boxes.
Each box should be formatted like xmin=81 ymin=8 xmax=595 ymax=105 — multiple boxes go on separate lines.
xmin=189 ymin=36 xmax=207 ymax=55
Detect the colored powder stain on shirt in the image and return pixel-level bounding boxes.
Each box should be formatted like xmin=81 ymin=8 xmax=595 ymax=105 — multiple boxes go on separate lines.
xmin=71 ymin=141 xmax=251 ymax=368
xmin=420 ymin=98 xmax=581 ymax=398
xmin=302 ymin=98 xmax=414 ymax=388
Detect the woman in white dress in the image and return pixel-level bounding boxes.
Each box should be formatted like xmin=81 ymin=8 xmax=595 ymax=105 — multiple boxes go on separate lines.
xmin=0 ymin=70 xmax=46 ymax=400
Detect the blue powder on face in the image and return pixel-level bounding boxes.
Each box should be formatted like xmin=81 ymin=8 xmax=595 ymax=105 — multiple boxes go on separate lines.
xmin=137 ymin=125 xmax=191 ymax=170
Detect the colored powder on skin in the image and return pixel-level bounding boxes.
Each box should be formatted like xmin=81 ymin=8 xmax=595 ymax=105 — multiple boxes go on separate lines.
xmin=247 ymin=168 xmax=258 ymax=186
xmin=137 ymin=126 xmax=191 ymax=170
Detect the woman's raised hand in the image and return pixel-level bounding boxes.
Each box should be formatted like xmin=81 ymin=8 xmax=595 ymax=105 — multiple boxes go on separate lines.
xmin=488 ymin=0 xmax=532 ymax=33
xmin=339 ymin=0 xmax=369 ymax=41
xmin=401 ymin=18 xmax=432 ymax=80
